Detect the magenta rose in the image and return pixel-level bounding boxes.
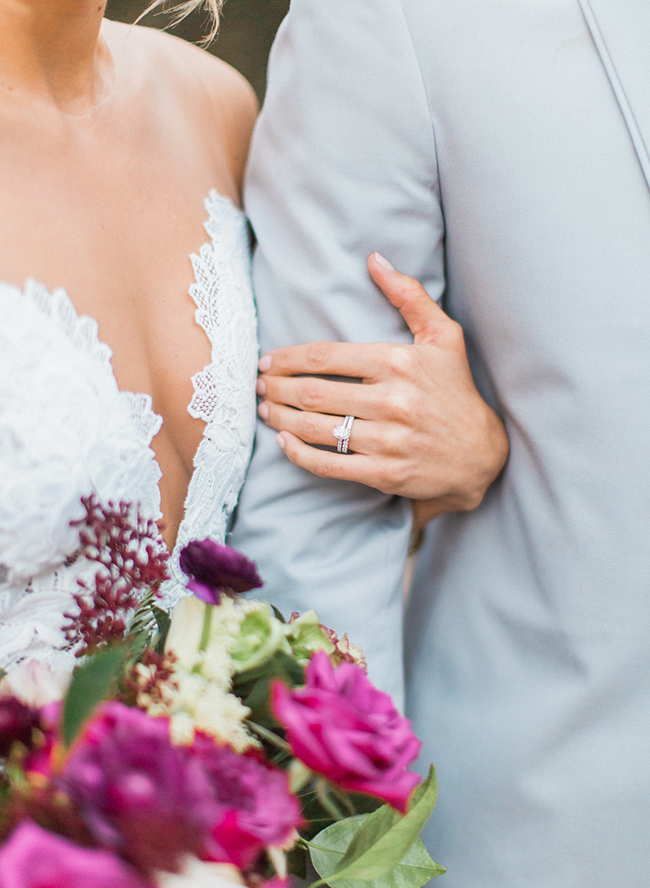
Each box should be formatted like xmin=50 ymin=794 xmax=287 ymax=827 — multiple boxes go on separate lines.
xmin=190 ymin=733 xmax=302 ymax=868
xmin=179 ymin=539 xmax=263 ymax=604
xmin=0 ymin=822 xmax=149 ymax=888
xmin=272 ymin=651 xmax=422 ymax=813
xmin=59 ymin=702 xmax=217 ymax=874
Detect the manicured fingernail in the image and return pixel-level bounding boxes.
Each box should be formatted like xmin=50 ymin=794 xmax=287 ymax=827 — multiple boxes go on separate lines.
xmin=374 ymin=252 xmax=395 ymax=272
xmin=276 ymin=433 xmax=286 ymax=450
xmin=258 ymin=355 xmax=272 ymax=372
xmin=256 ymin=377 xmax=267 ymax=396
xmin=258 ymin=402 xmax=269 ymax=421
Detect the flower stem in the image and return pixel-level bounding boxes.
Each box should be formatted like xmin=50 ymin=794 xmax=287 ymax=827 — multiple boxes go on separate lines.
xmin=328 ymin=782 xmax=356 ymax=816
xmin=299 ymin=839 xmax=332 ymax=852
xmin=315 ymin=778 xmax=345 ymax=821
xmin=247 ymin=720 xmax=292 ymax=752
xmin=198 ymin=603 xmax=213 ymax=654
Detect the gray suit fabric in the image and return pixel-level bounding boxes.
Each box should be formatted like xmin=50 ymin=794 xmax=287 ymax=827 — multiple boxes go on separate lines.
xmin=231 ymin=0 xmax=650 ymax=883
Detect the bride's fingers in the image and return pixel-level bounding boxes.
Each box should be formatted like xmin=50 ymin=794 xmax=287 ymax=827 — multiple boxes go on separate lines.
xmin=367 ymin=253 xmax=463 ymax=349
xmin=258 ymin=374 xmax=376 ymax=419
xmin=259 ymin=341 xmax=385 ymax=381
xmin=259 ymin=401 xmax=372 ymax=453
xmin=276 ymin=431 xmax=384 ymax=487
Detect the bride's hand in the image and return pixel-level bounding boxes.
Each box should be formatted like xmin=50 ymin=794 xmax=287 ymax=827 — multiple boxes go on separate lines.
xmin=256 ymin=253 xmax=509 ymax=523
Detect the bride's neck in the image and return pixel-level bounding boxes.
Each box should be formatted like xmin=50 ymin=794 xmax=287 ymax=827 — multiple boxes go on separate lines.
xmin=0 ymin=0 xmax=113 ymax=114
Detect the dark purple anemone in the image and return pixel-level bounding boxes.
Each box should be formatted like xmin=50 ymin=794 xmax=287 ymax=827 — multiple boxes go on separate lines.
xmin=179 ymin=539 xmax=263 ymax=605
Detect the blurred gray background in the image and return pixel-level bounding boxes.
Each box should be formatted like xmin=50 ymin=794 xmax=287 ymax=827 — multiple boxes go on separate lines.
xmin=105 ymin=0 xmax=290 ymax=101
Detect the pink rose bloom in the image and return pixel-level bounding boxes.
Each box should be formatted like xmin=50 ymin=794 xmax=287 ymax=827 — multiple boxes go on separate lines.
xmin=189 ymin=734 xmax=302 ymax=869
xmin=0 ymin=822 xmax=149 ymax=888
xmin=272 ymin=651 xmax=421 ymax=813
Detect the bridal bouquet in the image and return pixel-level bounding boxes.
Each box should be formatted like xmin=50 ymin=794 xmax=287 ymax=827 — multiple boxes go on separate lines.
xmin=0 ymin=497 xmax=444 ymax=888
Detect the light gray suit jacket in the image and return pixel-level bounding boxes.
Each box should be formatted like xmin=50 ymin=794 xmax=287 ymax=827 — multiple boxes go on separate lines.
xmin=230 ymin=1 xmax=650 ymax=883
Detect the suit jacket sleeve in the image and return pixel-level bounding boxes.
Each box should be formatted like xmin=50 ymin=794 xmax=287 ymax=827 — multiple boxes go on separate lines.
xmin=229 ymin=0 xmax=444 ymax=703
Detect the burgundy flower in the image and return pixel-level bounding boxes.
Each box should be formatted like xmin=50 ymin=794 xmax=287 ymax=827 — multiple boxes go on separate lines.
xmin=22 ymin=702 xmax=60 ymax=777
xmin=190 ymin=733 xmax=302 ymax=868
xmin=64 ymin=497 xmax=170 ymax=657
xmin=0 ymin=822 xmax=150 ymax=888
xmin=0 ymin=696 xmax=41 ymax=758
xmin=179 ymin=539 xmax=263 ymax=604
xmin=59 ymin=702 xmax=216 ymax=875
xmin=272 ymin=651 xmax=422 ymax=813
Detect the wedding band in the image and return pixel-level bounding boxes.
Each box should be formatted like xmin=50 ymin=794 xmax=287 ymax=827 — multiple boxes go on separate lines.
xmin=332 ymin=415 xmax=355 ymax=453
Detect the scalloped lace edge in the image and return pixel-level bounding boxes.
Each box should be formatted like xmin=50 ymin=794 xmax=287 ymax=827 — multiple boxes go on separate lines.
xmin=14 ymin=278 xmax=163 ymax=447
xmin=187 ymin=191 xmax=246 ymax=424
xmin=159 ymin=190 xmax=258 ymax=612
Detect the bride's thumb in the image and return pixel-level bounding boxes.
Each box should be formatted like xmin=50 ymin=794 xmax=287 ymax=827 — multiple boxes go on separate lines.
xmin=368 ymin=253 xmax=457 ymax=346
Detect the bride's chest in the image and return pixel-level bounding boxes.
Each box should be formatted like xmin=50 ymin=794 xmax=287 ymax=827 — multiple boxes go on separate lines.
xmin=0 ymin=165 xmax=258 ymax=557
xmin=0 ymin=176 xmax=255 ymax=470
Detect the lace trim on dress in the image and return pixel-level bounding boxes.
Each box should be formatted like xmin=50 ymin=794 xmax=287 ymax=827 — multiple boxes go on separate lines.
xmin=159 ymin=191 xmax=259 ymax=611
xmin=0 ymin=279 xmax=164 ymax=671
xmin=26 ymin=279 xmax=113 ymax=368
xmin=0 ymin=190 xmax=258 ymax=667
xmin=22 ymin=279 xmax=163 ymax=449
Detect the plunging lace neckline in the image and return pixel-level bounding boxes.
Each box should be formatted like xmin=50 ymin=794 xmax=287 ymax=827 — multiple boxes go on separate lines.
xmin=1 ymin=188 xmax=246 ymax=512
xmin=0 ymin=189 xmax=259 ymax=667
xmin=1 ymin=189 xmax=245 ymax=440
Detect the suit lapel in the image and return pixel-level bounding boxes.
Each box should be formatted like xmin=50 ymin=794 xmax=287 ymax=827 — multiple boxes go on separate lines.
xmin=579 ymin=0 xmax=650 ymax=193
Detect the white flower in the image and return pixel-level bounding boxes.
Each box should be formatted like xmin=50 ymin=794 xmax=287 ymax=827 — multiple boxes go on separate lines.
xmin=165 ymin=595 xmax=209 ymax=670
xmin=161 ymin=597 xmax=256 ymax=750
xmin=136 ymin=658 xmax=256 ymax=753
xmin=168 ymin=668 xmax=255 ymax=751
xmin=0 ymin=658 xmax=71 ymax=706
xmin=165 ymin=596 xmax=240 ymax=685
xmin=156 ymin=858 xmax=243 ymax=888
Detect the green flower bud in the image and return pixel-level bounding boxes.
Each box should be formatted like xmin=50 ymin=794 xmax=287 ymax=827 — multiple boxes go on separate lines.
xmin=229 ymin=602 xmax=289 ymax=673
xmin=285 ymin=610 xmax=336 ymax=667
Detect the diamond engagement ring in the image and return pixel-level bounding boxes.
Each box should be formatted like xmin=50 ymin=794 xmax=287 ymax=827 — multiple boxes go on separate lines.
xmin=333 ymin=415 xmax=355 ymax=453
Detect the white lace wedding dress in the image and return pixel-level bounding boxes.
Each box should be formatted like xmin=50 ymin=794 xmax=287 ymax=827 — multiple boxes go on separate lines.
xmin=0 ymin=192 xmax=258 ymax=672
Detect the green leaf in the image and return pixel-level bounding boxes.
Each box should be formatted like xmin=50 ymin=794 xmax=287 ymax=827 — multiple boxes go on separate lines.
xmin=234 ymin=649 xmax=305 ymax=690
xmin=309 ymin=820 xmax=444 ymax=888
xmin=152 ymin=605 xmax=171 ymax=652
xmin=271 ymin=605 xmax=287 ymax=624
xmin=233 ymin=650 xmax=306 ymax=725
xmin=61 ymin=645 xmax=127 ymax=748
xmin=129 ymin=588 xmax=156 ymax=635
xmin=337 ymin=765 xmax=439 ymax=877
xmin=309 ymin=766 xmax=443 ymax=886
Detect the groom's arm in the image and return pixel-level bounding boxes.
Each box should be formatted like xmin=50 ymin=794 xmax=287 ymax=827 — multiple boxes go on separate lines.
xmin=229 ymin=0 xmax=444 ymax=703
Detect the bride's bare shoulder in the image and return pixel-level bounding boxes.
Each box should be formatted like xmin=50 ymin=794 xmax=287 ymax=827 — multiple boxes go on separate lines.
xmin=105 ymin=19 xmax=258 ymax=190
